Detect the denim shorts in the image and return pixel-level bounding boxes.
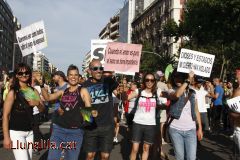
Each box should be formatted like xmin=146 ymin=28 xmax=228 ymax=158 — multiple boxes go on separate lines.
xmin=132 ymin=123 xmax=156 ymax=144
xmin=83 ymin=125 xmax=114 ymax=153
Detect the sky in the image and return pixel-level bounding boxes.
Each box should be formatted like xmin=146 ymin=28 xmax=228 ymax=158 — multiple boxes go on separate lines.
xmin=7 ymin=0 xmax=125 ymax=73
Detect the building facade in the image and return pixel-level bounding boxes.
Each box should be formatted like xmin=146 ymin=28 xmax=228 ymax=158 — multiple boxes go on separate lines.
xmin=82 ymin=51 xmax=91 ymax=77
xmin=119 ymin=0 xmax=136 ymax=43
xmin=0 ymin=0 xmax=22 ymax=71
xmin=99 ymin=12 xmax=120 ymax=41
xmin=32 ymin=51 xmax=49 ymax=73
xmin=132 ymin=0 xmax=186 ymax=56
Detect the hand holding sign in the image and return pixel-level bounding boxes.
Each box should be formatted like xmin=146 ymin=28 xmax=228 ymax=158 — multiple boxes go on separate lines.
xmin=177 ymin=49 xmax=215 ymax=77
xmin=227 ymin=96 xmax=240 ymax=113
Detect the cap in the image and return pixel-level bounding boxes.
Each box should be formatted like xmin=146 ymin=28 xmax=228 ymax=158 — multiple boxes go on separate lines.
xmin=53 ymin=71 xmax=66 ymax=79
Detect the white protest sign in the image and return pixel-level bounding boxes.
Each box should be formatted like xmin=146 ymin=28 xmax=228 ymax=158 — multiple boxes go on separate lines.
xmin=227 ymin=96 xmax=240 ymax=113
xmin=16 ymin=20 xmax=47 ymax=56
xmin=104 ymin=42 xmax=142 ymax=74
xmin=91 ymin=39 xmax=112 ymax=65
xmin=177 ymin=48 xmax=215 ymax=77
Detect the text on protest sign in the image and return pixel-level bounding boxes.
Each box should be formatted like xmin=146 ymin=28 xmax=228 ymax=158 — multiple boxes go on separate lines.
xmin=91 ymin=39 xmax=112 ymax=65
xmin=227 ymin=96 xmax=240 ymax=113
xmin=177 ymin=48 xmax=215 ymax=77
xmin=104 ymin=42 xmax=142 ymax=73
xmin=16 ymin=20 xmax=47 ymax=56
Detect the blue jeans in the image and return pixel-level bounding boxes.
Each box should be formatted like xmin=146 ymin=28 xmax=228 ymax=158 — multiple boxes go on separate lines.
xmin=169 ymin=127 xmax=197 ymax=160
xmin=47 ymin=124 xmax=84 ymax=160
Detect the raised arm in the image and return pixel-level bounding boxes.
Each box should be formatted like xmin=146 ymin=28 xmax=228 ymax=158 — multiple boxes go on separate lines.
xmin=168 ymin=71 xmax=194 ymax=100
xmin=41 ymin=86 xmax=63 ymax=101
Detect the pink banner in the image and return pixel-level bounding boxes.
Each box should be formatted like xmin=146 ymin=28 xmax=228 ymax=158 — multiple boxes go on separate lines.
xmin=104 ymin=42 xmax=142 ymax=73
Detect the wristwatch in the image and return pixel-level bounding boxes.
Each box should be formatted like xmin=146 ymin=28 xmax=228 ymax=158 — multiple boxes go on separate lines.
xmin=184 ymin=79 xmax=190 ymax=85
xmin=40 ymin=84 xmax=45 ymax=88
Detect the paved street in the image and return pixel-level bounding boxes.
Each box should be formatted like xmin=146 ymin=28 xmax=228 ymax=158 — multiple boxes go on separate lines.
xmin=0 ymin=118 xmax=239 ymax=160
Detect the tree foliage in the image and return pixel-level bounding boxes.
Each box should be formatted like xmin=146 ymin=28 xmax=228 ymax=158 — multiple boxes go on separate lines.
xmin=140 ymin=42 xmax=176 ymax=73
xmin=163 ymin=0 xmax=240 ymax=80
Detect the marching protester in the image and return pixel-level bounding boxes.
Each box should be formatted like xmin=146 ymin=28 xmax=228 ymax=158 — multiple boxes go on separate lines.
xmin=126 ymin=73 xmax=158 ymax=160
xmin=51 ymin=71 xmax=68 ymax=111
xmin=204 ymin=80 xmax=214 ymax=131
xmin=154 ymin=71 xmax=169 ymax=159
xmin=103 ymin=71 xmax=121 ymax=144
xmin=40 ymin=64 xmax=94 ymax=160
xmin=229 ymin=69 xmax=240 ymax=153
xmin=210 ymin=78 xmax=224 ymax=134
xmin=2 ymin=63 xmax=45 ymax=160
xmin=164 ymin=70 xmax=203 ymax=160
xmin=83 ymin=59 xmax=119 ymax=160
xmin=192 ymin=76 xmax=209 ymax=134
xmin=31 ymin=71 xmax=46 ymax=155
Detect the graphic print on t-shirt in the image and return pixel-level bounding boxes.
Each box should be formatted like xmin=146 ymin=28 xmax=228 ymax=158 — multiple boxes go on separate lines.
xmin=138 ymin=97 xmax=156 ymax=112
xmin=61 ymin=91 xmax=78 ymax=111
xmin=87 ymin=84 xmax=109 ymax=104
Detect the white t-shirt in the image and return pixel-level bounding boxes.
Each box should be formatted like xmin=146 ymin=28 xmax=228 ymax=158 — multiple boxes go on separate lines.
xmin=194 ymin=86 xmax=208 ymax=113
xmin=133 ymin=90 xmax=157 ymax=125
xmin=170 ymin=100 xmax=196 ymax=131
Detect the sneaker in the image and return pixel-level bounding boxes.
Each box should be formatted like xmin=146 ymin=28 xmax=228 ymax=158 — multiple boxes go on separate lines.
xmin=113 ymin=137 xmax=118 ymax=143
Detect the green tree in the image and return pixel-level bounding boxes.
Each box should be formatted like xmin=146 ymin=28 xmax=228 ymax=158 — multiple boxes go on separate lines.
xmin=140 ymin=42 xmax=176 ymax=73
xmin=163 ymin=0 xmax=240 ymax=79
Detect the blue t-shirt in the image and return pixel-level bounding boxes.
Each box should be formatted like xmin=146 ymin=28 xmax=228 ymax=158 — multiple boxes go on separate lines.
xmin=213 ymin=85 xmax=224 ymax=106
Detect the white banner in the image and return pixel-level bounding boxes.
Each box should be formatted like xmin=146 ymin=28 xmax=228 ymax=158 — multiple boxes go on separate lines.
xmin=16 ymin=20 xmax=47 ymax=56
xmin=227 ymin=96 xmax=240 ymax=113
xmin=177 ymin=48 xmax=215 ymax=77
xmin=91 ymin=39 xmax=112 ymax=65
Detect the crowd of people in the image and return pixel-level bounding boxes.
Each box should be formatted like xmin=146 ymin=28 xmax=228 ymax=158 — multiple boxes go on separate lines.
xmin=0 ymin=61 xmax=239 ymax=160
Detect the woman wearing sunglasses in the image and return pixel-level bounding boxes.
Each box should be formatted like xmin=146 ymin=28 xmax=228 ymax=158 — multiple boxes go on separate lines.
xmin=2 ymin=63 xmax=44 ymax=160
xmin=166 ymin=69 xmax=203 ymax=160
xmin=126 ymin=73 xmax=158 ymax=160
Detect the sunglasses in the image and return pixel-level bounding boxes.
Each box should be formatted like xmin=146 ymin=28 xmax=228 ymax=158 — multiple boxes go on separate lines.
xmin=145 ymin=78 xmax=155 ymax=83
xmin=90 ymin=66 xmax=104 ymax=71
xmin=17 ymin=71 xmax=30 ymax=76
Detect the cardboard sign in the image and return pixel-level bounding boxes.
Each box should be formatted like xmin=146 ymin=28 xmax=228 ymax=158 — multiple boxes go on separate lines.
xmin=227 ymin=96 xmax=240 ymax=113
xmin=177 ymin=48 xmax=215 ymax=77
xmin=16 ymin=20 xmax=47 ymax=56
xmin=104 ymin=42 xmax=142 ymax=73
xmin=90 ymin=39 xmax=112 ymax=65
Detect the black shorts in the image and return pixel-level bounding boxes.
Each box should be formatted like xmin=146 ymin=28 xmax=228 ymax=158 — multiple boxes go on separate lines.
xmin=83 ymin=125 xmax=114 ymax=153
xmin=132 ymin=123 xmax=156 ymax=145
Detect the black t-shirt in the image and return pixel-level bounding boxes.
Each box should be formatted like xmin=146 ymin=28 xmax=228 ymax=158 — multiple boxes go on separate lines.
xmin=52 ymin=86 xmax=85 ymax=129
xmin=82 ymin=77 xmax=118 ymax=127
